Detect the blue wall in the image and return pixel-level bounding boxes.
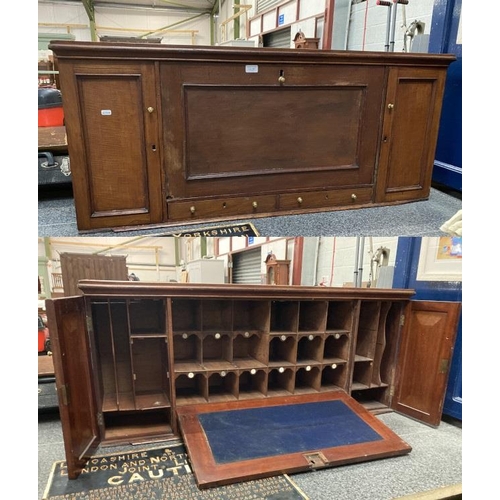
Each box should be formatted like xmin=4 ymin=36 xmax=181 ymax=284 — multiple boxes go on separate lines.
xmin=429 ymin=0 xmax=462 ymax=192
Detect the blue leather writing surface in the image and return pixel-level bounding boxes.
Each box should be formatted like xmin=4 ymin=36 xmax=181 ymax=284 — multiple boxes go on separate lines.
xmin=198 ymin=400 xmax=383 ymax=464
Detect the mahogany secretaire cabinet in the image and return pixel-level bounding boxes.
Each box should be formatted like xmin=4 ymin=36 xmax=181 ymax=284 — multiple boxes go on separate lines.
xmin=48 ymin=41 xmax=455 ymax=231
xmin=46 ymin=281 xmax=461 ymax=479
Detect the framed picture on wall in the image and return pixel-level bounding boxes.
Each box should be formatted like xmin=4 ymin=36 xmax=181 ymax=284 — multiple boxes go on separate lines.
xmin=416 ymin=237 xmax=462 ymax=282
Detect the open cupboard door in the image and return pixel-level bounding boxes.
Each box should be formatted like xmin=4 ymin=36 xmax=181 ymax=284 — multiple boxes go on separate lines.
xmin=391 ymin=300 xmax=462 ymax=427
xmin=46 ymin=296 xmax=101 ymax=479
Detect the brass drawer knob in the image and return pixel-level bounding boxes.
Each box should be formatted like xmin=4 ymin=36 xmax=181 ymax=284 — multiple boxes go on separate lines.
xmin=190 ymin=206 xmax=196 ymax=213
xmin=387 ymin=103 xmax=394 ymax=110
xmin=351 ymin=193 xmax=357 ymax=201
xmin=252 ymin=201 xmax=258 ymax=208
xmin=278 ymin=76 xmax=286 ymax=84
xmin=297 ymin=197 xmax=303 ymax=204
xmin=147 ymin=106 xmax=154 ymax=113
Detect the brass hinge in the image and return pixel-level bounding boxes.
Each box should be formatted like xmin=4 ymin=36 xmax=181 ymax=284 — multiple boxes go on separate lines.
xmin=97 ymin=412 xmax=104 ymax=426
xmin=439 ymin=359 xmax=449 ymax=374
xmin=389 ymin=385 xmax=395 ymax=397
xmin=400 ymin=314 xmax=405 ymax=327
xmin=59 ymin=384 xmax=69 ymax=405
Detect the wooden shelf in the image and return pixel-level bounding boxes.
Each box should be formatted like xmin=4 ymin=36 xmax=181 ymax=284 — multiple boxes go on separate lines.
xmin=355 ymin=355 xmax=373 ymax=363
xmin=202 ymin=360 xmax=236 ymax=371
xmin=232 ymin=357 xmax=267 ymax=369
xmin=131 ymin=334 xmax=168 ymax=339
xmin=174 ymin=361 xmax=204 ymax=373
xmin=135 ymin=392 xmax=170 ymax=410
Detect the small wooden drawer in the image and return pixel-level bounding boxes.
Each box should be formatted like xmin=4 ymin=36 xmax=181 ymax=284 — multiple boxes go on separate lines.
xmin=167 ymin=195 xmax=278 ymax=221
xmin=279 ymin=187 xmax=373 ymax=211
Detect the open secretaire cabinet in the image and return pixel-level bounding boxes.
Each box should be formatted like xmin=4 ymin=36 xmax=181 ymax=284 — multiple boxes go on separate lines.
xmin=46 ymin=281 xmax=461 ymax=486
xmin=48 ymin=41 xmax=455 ymax=231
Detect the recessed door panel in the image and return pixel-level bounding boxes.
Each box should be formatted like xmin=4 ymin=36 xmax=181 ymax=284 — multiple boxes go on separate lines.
xmin=376 ymin=68 xmax=447 ymax=203
xmin=161 ymin=63 xmax=385 ymax=200
xmin=392 ymin=301 xmax=461 ymax=426
xmin=61 ymin=61 xmax=163 ymax=229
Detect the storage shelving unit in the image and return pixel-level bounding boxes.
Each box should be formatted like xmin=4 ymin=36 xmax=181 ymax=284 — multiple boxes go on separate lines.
xmin=46 ymin=281 xmax=461 ymax=479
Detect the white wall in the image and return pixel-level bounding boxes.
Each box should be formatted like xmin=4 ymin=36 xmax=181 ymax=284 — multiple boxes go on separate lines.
xmin=211 ymin=236 xmax=401 ymax=287
xmin=39 ymin=0 xmax=437 ymax=51
xmin=347 ymin=0 xmax=435 ymax=52
xmin=38 ymin=237 xmax=178 ymax=288
xmin=316 ymin=237 xmax=399 ymax=287
xmin=38 ymin=1 xmax=211 ymax=45
xmin=219 ymin=0 xmax=436 ymax=52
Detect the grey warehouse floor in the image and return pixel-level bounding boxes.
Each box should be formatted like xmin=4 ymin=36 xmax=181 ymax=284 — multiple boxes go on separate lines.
xmin=38 ymin=185 xmax=462 ymax=237
xmin=38 ymin=409 xmax=462 ymax=500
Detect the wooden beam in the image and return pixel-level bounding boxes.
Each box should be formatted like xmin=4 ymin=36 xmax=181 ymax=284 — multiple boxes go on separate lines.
xmin=323 ymin=0 xmax=335 ymax=49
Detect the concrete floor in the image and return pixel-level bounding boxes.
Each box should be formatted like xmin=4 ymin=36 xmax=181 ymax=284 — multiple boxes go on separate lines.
xmin=38 ymin=409 xmax=461 ymax=500
xmin=38 ymin=185 xmax=462 ymax=237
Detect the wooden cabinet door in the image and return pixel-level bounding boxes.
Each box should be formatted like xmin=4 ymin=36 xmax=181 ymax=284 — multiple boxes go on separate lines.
xmin=58 ymin=61 xmax=163 ymax=230
xmin=46 ymin=296 xmax=101 ymax=479
xmin=392 ymin=300 xmax=461 ymax=426
xmin=375 ymin=67 xmax=447 ymax=204
xmin=161 ymin=61 xmax=385 ymax=203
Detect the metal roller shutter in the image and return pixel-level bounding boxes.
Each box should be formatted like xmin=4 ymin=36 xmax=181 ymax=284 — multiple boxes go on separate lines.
xmin=257 ymin=0 xmax=283 ymax=14
xmin=263 ymin=27 xmax=291 ymax=48
xmin=232 ymin=248 xmax=263 ymax=284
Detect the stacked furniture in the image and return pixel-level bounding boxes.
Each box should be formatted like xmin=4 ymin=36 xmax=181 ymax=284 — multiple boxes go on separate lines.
xmin=48 ymin=41 xmax=455 ymax=231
